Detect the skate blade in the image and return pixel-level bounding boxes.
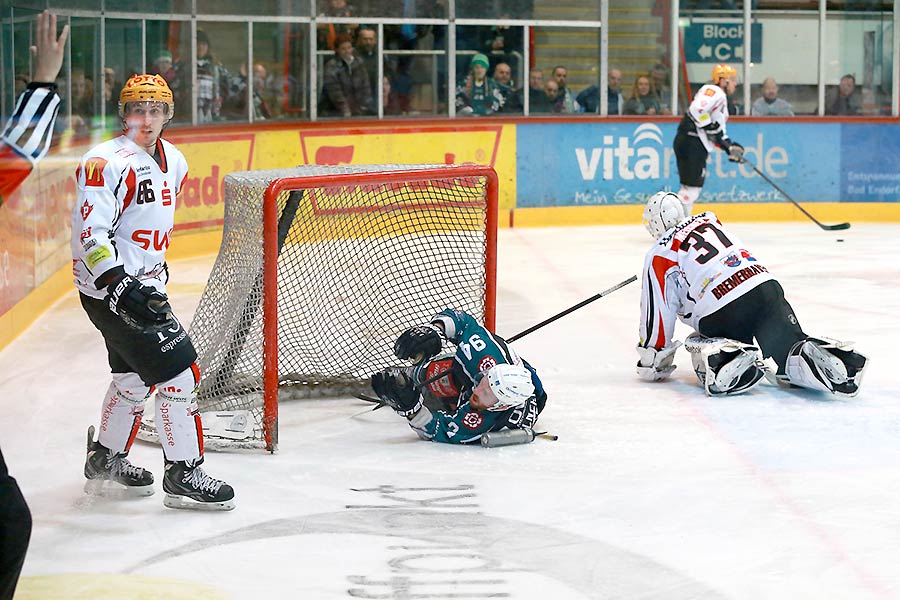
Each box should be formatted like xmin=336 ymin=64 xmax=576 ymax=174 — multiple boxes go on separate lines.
xmin=163 ymin=493 xmax=235 ymax=511
xmin=83 ymin=479 xmax=154 ymax=499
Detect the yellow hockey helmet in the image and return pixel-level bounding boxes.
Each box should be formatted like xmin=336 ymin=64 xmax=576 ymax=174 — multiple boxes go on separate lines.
xmin=711 ymin=64 xmax=738 ymax=84
xmin=118 ymin=74 xmax=174 ymax=119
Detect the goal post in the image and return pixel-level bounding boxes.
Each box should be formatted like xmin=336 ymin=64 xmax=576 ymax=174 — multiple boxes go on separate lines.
xmin=141 ymin=164 xmax=498 ymax=452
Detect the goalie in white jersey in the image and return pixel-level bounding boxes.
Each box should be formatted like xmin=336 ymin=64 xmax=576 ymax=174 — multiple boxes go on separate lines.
xmin=71 ymin=74 xmax=234 ymax=510
xmin=636 ymin=191 xmax=867 ymax=398
xmin=673 ymin=64 xmax=744 ymax=216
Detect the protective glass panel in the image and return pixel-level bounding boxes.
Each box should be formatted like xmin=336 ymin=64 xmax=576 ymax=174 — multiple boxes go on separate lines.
xmin=197 ymin=0 xmax=311 ymax=16
xmin=146 ymin=19 xmax=192 ymax=126
xmin=825 ymin=10 xmax=894 ymax=116
xmin=747 ymin=14 xmax=817 ymax=116
xmin=103 ymin=19 xmax=142 ymax=131
xmin=196 ymin=21 xmax=248 ymax=124
xmin=67 ymin=16 xmax=101 ymax=139
xmin=457 ymin=0 xmax=544 ymax=21
xmin=106 ymin=0 xmax=192 ymax=15
xmin=384 ymin=25 xmax=448 ymax=117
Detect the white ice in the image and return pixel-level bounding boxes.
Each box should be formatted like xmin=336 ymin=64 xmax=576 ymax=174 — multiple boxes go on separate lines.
xmin=3 ymin=222 xmax=900 ymax=600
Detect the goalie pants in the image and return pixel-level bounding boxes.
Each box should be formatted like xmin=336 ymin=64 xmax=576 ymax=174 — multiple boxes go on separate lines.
xmin=80 ymin=293 xmax=197 ymax=386
xmin=0 ymin=447 xmax=30 ymax=600
xmin=698 ymin=280 xmax=806 ymax=375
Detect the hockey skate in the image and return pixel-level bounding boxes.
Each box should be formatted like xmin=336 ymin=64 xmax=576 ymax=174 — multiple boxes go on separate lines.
xmin=83 ymin=425 xmax=155 ymax=498
xmin=163 ymin=456 xmax=235 ymax=511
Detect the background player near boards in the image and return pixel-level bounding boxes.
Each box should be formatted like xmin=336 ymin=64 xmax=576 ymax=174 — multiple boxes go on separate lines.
xmin=636 ymin=191 xmax=867 ymax=398
xmin=672 ymin=64 xmax=744 ymax=217
xmin=371 ymin=309 xmax=547 ymax=444
xmin=0 ymin=11 xmax=67 ymax=600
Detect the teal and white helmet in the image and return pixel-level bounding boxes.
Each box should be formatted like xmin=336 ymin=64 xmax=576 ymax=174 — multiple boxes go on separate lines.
xmin=485 ymin=364 xmax=535 ymax=412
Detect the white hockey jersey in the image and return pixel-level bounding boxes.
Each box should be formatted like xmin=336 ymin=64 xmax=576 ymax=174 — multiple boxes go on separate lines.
xmin=639 ymin=212 xmax=774 ymax=350
xmin=71 ymin=135 xmax=188 ymax=299
xmin=686 ymin=84 xmax=730 ymax=153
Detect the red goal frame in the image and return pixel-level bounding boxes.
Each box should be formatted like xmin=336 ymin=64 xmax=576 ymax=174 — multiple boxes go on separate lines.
xmin=259 ymin=165 xmax=499 ymax=451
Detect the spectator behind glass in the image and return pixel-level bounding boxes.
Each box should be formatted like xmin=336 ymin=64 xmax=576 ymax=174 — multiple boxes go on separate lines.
xmin=649 ymin=63 xmax=673 ymax=115
xmin=492 ymin=62 xmax=521 ymax=113
xmin=825 ymin=74 xmax=862 ymax=116
xmin=68 ymin=69 xmax=94 ymax=135
xmin=575 ymin=67 xmax=624 ymax=114
xmin=528 ymin=68 xmax=551 ymax=114
xmin=317 ymin=0 xmax=358 ymax=51
xmin=751 ymin=77 xmax=794 ymax=116
xmin=355 ymin=26 xmax=382 ymax=103
xmin=455 ymin=53 xmax=505 ymax=116
xmin=319 ymin=33 xmax=373 ymax=118
xmin=623 ymin=75 xmax=661 ymax=116
xmin=551 ymin=65 xmax=575 ymax=113
xmin=102 ymin=67 xmax=118 ymax=117
xmin=225 ymin=62 xmax=272 ymax=120
xmin=151 ymin=50 xmax=177 ymax=84
xmin=194 ymin=30 xmax=230 ymax=123
xmin=543 ymin=79 xmax=563 ymax=114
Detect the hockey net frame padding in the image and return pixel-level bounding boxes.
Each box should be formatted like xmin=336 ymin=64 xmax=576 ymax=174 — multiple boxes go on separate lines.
xmin=142 ymin=164 xmax=497 ymax=452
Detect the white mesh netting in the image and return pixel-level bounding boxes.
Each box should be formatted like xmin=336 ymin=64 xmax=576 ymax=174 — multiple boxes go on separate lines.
xmin=163 ymin=164 xmax=493 ymax=449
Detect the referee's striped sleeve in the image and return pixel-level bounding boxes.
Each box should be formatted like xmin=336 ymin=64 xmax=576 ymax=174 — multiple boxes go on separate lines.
xmin=1 ymin=86 xmax=60 ymax=164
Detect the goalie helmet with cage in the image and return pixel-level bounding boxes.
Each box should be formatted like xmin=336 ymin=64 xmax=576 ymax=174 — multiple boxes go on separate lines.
xmin=118 ymin=74 xmax=174 ymax=120
xmin=643 ymin=191 xmax=687 ymax=239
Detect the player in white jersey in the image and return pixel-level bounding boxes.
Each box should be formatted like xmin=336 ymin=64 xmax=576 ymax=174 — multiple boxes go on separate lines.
xmin=673 ymin=64 xmax=745 ymax=216
xmin=71 ymin=74 xmax=234 ymax=510
xmin=636 ymin=191 xmax=867 ymax=397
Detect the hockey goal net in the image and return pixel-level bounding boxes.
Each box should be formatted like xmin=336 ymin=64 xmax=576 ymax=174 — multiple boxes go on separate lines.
xmin=143 ymin=164 xmax=497 ymax=452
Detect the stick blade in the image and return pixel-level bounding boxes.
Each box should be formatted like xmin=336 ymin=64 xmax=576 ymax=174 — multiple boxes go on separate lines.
xmin=823 ymin=222 xmax=851 ymax=231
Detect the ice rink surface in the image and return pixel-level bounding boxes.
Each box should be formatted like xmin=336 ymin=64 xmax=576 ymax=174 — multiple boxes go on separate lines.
xmin=3 ymin=221 xmax=900 ymax=600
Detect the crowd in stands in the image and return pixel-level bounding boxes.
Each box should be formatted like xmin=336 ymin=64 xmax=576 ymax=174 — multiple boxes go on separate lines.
xmin=30 ymin=0 xmax=885 ymax=133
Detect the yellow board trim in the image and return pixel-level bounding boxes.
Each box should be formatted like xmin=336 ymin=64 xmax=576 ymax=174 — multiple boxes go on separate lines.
xmin=507 ymin=202 xmax=900 ymax=228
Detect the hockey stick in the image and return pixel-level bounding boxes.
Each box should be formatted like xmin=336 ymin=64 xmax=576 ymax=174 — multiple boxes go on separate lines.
xmin=415 ymin=275 xmax=638 ymax=389
xmin=743 ymin=159 xmax=850 ymax=231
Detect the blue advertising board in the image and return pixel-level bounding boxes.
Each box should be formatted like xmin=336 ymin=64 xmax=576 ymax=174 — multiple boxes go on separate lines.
xmin=515 ymin=121 xmax=863 ymax=208
xmin=840 ymin=123 xmax=900 ymax=203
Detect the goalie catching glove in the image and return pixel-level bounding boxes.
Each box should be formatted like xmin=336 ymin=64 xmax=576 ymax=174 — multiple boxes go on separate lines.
xmin=394 ymin=324 xmax=444 ymax=363
xmin=100 ymin=267 xmax=173 ymax=332
xmin=371 ymin=367 xmax=423 ymax=418
xmin=636 ymin=342 xmax=681 ymax=381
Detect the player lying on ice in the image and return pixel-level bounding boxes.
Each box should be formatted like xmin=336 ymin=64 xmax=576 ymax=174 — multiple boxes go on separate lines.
xmin=636 ymin=191 xmax=868 ymax=397
xmin=371 ymin=309 xmax=547 ymax=444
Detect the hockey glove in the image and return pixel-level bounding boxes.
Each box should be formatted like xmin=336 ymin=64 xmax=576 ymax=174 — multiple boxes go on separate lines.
xmin=394 ymin=324 xmax=443 ymax=363
xmin=102 ymin=268 xmax=173 ymax=332
xmin=727 ymin=142 xmax=745 ymax=163
xmin=371 ymin=368 xmax=423 ymax=418
xmin=636 ymin=342 xmax=682 ymax=382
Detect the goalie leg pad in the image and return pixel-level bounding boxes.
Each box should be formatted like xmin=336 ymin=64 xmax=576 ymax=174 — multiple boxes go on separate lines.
xmin=685 ymin=333 xmax=766 ymax=396
xmin=97 ymin=372 xmax=151 ymax=454
xmin=784 ymin=338 xmax=868 ymax=397
xmin=155 ymin=364 xmax=204 ymax=462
